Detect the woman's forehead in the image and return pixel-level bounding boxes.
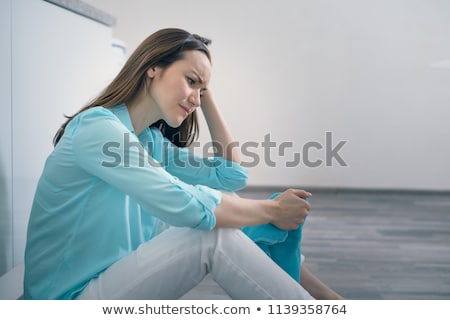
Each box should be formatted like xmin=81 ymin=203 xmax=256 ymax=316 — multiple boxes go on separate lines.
xmin=179 ymin=50 xmax=212 ymax=81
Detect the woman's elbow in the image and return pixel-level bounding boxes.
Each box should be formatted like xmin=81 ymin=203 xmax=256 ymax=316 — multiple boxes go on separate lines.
xmin=220 ymin=176 xmax=248 ymax=192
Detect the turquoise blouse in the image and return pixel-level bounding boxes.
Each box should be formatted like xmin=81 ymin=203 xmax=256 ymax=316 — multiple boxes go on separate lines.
xmin=24 ymin=104 xmax=248 ymax=299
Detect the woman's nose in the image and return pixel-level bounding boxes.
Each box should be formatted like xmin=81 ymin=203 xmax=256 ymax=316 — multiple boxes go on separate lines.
xmin=189 ymin=90 xmax=201 ymax=108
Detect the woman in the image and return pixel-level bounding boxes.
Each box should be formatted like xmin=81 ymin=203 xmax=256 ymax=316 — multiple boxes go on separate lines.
xmin=24 ymin=28 xmax=342 ymax=300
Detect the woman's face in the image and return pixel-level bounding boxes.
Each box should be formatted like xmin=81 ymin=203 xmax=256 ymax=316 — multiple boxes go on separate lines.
xmin=147 ymin=50 xmax=211 ymax=127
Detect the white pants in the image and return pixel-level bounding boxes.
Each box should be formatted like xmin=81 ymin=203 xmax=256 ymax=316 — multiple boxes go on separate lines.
xmin=77 ymin=227 xmax=314 ymax=300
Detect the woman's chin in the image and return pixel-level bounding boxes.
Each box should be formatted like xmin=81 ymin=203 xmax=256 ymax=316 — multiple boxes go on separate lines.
xmin=166 ymin=118 xmax=184 ymax=128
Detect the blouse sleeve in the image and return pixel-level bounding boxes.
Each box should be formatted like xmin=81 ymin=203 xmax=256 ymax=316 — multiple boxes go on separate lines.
xmin=69 ymin=108 xmax=219 ymax=230
xmin=149 ymin=128 xmax=248 ymax=192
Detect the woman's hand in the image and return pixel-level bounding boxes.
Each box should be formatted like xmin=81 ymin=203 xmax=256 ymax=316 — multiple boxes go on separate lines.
xmin=199 ymin=89 xmax=214 ymax=109
xmin=270 ymin=189 xmax=312 ymax=230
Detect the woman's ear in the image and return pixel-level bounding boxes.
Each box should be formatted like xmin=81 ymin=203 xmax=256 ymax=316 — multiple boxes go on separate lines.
xmin=146 ymin=67 xmax=158 ymax=79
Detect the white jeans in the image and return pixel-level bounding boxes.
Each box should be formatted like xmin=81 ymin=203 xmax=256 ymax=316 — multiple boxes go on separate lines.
xmin=77 ymin=227 xmax=314 ymax=300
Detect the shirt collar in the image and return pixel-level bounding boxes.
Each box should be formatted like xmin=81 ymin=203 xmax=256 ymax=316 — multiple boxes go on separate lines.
xmin=109 ymin=103 xmax=135 ymax=134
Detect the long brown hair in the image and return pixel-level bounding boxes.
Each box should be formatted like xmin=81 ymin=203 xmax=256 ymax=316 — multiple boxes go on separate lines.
xmin=53 ymin=28 xmax=212 ymax=147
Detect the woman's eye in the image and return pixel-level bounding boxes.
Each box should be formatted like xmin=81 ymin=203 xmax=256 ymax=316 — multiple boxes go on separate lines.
xmin=186 ymin=77 xmax=195 ymax=85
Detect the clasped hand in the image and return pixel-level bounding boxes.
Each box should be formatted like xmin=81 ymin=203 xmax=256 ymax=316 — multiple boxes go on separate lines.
xmin=271 ymin=189 xmax=312 ymax=230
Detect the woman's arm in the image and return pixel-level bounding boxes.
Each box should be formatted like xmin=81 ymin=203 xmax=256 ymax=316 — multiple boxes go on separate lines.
xmin=200 ymin=93 xmax=311 ymax=230
xmin=71 ymin=108 xmax=219 ymax=230
xmin=201 ymin=90 xmax=241 ymax=164
xmin=214 ymin=189 xmax=312 ymax=230
xmin=153 ymin=127 xmax=248 ymax=191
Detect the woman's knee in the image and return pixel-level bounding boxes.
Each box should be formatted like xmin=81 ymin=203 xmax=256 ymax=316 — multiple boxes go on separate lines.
xmin=215 ymin=227 xmax=254 ymax=249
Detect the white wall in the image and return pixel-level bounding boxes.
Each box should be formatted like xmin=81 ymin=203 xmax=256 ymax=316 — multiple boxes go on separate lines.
xmin=0 ymin=0 xmax=114 ymax=273
xmin=85 ymin=0 xmax=450 ymax=191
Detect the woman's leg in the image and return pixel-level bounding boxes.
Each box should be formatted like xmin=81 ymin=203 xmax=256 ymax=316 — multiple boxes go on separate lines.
xmin=210 ymin=228 xmax=313 ymax=299
xmin=77 ymin=227 xmax=313 ymax=299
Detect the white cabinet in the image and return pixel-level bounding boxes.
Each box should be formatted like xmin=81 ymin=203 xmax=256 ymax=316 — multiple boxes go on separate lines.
xmin=0 ymin=0 xmax=114 ymax=275
xmin=0 ymin=0 xmax=13 ymax=276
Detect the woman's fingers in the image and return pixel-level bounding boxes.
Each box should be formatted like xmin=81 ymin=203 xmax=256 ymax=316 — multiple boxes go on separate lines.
xmin=272 ymin=189 xmax=312 ymax=230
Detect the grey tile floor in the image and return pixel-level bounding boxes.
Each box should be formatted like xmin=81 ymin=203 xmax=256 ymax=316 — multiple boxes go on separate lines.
xmin=181 ymin=188 xmax=450 ymax=300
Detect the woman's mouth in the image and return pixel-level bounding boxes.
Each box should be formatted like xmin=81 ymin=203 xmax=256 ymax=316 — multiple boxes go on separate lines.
xmin=179 ymin=104 xmax=190 ymax=116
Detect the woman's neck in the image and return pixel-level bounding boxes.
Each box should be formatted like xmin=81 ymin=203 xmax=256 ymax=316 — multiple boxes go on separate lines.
xmin=126 ymin=92 xmax=159 ymax=135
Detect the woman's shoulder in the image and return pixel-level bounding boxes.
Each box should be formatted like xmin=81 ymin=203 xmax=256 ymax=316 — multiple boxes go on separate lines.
xmin=78 ymin=106 xmax=116 ymax=119
xmin=71 ymin=107 xmax=119 ymax=125
xmin=65 ymin=107 xmax=121 ymax=135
